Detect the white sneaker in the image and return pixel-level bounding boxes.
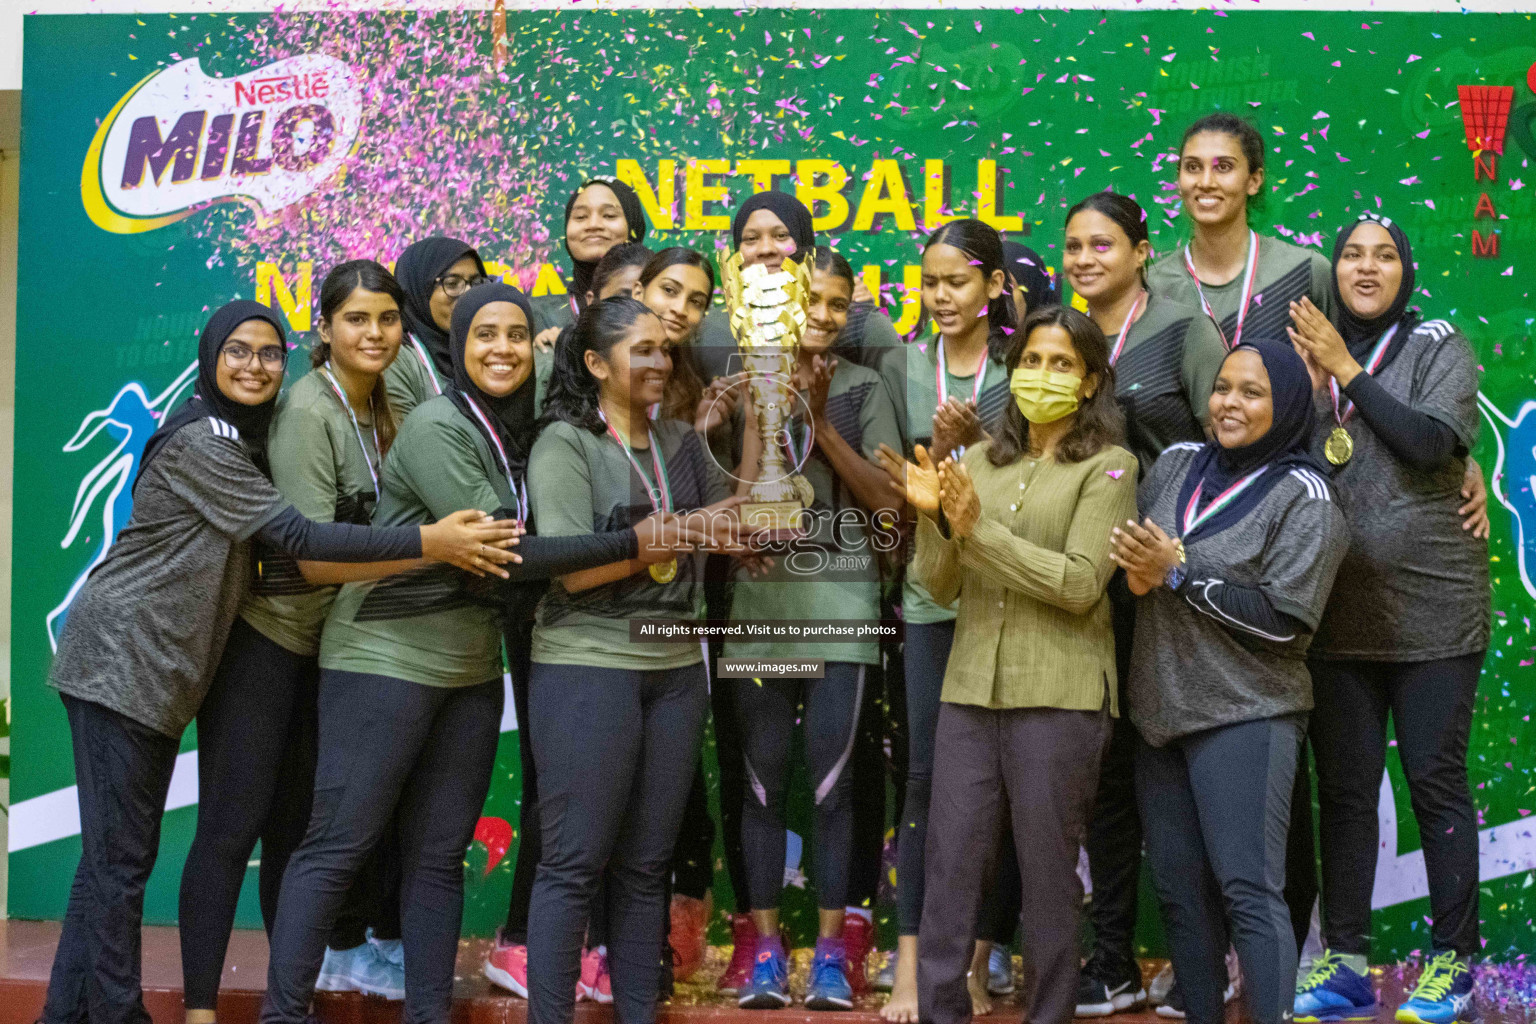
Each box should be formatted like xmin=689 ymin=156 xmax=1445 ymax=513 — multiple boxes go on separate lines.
xmin=316 ymin=942 xmax=406 ymax=1000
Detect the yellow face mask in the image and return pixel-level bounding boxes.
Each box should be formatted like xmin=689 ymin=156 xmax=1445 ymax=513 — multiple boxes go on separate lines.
xmin=1010 ymin=367 xmax=1083 ymax=424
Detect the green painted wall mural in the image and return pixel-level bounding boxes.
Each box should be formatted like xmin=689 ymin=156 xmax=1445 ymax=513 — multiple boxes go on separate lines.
xmin=12 ymin=5 xmax=1536 ymax=959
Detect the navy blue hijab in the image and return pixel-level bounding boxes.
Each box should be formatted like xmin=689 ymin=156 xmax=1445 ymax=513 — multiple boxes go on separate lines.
xmin=136 ymin=300 xmax=287 ymax=490
xmin=1330 ymin=212 xmax=1419 ymax=372
xmin=396 ymin=236 xmax=486 ymax=380
xmin=447 ymin=281 xmax=538 ymax=477
xmin=731 ymin=190 xmax=816 ymax=259
xmin=1175 ymin=341 xmax=1328 ymax=541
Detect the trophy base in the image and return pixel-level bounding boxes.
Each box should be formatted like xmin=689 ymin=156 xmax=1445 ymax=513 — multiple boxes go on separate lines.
xmin=740 ymin=501 xmax=807 ymax=543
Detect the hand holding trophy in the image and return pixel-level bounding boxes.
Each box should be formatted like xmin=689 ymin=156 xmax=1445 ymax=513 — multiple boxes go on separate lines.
xmin=721 ymin=248 xmax=816 ymax=541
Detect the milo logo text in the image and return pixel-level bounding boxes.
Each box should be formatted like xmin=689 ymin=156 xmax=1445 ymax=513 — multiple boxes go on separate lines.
xmin=83 ymin=55 xmax=362 ymax=234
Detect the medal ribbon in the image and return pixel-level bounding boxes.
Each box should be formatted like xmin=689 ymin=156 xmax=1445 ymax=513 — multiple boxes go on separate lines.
xmin=460 ymin=390 xmax=529 ymax=523
xmin=601 ymin=410 xmax=673 ymax=514
xmin=936 ymin=338 xmax=988 ymax=408
xmin=1184 ymin=230 xmax=1260 ymax=349
xmin=1108 ymin=291 xmax=1147 ymax=367
xmin=407 ymin=334 xmax=445 ymax=396
xmin=1181 ymin=464 xmax=1270 ymax=538
xmin=782 ymin=416 xmax=814 ymax=471
xmin=318 ymin=364 xmax=382 ymax=501
xmin=1329 ymin=323 xmax=1399 ymax=426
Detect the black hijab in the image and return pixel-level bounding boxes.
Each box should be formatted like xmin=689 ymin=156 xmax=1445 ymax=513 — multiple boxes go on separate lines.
xmin=731 ymin=190 xmax=817 ymax=259
xmin=564 ymin=178 xmax=648 ymax=304
xmin=395 ymin=237 xmax=486 ymax=380
xmin=1175 ymin=341 xmax=1328 ymax=541
xmin=136 ymin=300 xmax=288 ymax=489
xmin=1330 ymin=212 xmax=1419 ymax=371
xmin=1002 ymin=242 xmax=1058 ymax=312
xmin=447 ymin=281 xmax=539 ymax=480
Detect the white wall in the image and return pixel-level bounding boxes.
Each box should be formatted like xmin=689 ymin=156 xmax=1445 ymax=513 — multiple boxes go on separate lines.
xmin=1 ymin=0 xmax=1528 ymax=93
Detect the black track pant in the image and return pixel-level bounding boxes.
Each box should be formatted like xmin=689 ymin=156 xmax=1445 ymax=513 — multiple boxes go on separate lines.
xmin=737 ymin=662 xmax=866 ymax=912
xmin=526 ymin=660 xmax=708 ymax=1024
xmin=42 ymin=694 xmax=179 ymax=1024
xmin=1310 ymin=653 xmax=1483 ymax=958
xmin=259 ymin=671 xmax=502 ymax=1024
xmin=1138 ymin=716 xmax=1303 ymax=1024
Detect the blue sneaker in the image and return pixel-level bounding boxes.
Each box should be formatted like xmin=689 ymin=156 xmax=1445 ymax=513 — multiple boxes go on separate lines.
xmin=1294 ymin=951 xmax=1377 ymax=1022
xmin=1396 ymin=951 xmax=1476 ymax=1024
xmin=806 ymin=940 xmax=855 ymax=1010
xmin=315 ymin=942 xmax=406 ymax=1000
xmin=988 ymin=946 xmax=1015 ymax=996
xmin=739 ymin=940 xmax=791 ymax=1010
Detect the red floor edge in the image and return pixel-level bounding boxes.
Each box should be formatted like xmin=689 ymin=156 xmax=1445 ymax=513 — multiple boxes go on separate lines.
xmin=0 ymin=920 xmax=1525 ymax=1024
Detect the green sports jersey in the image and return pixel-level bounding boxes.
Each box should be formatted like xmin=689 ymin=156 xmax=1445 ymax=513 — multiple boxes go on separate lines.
xmin=530 ymin=293 xmax=577 ymax=337
xmin=722 ymin=358 xmax=902 ymax=663
xmin=319 ymin=396 xmax=516 ymax=688
xmin=383 ymin=334 xmax=449 ymax=422
xmin=529 ymin=417 xmax=730 ymax=670
xmin=240 ymin=369 xmax=384 ymax=657
xmin=878 ymin=338 xmax=1011 ymax=625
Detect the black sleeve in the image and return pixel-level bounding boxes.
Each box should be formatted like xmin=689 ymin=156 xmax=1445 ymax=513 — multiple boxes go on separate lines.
xmin=1173 ymin=571 xmax=1307 ymax=642
xmin=499 ymin=528 xmax=639 ymax=585
xmin=1341 ymin=372 xmax=1459 ymax=469
xmin=254 ymin=505 xmax=423 ymax=561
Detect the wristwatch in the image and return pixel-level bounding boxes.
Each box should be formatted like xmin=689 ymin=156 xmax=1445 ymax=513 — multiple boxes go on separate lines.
xmin=1164 ymin=539 xmax=1188 ymax=591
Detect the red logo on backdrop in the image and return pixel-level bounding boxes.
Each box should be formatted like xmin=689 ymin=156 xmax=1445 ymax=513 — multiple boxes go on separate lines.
xmin=1455 ymin=82 xmax=1521 ymax=260
xmin=1457 ymin=85 xmax=1514 ymax=153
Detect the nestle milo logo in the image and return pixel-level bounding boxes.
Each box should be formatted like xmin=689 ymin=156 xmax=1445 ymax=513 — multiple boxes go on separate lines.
xmin=83 ymin=55 xmax=362 ymax=234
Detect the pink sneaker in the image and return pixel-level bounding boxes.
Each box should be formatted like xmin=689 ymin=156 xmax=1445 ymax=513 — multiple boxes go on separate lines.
xmin=582 ymin=947 xmax=613 ymax=1004
xmin=483 ymin=928 xmax=529 ymax=998
xmin=718 ymin=914 xmax=757 ymax=995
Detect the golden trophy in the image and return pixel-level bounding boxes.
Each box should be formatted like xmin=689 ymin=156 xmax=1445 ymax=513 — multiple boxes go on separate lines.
xmin=721 ymin=251 xmax=816 ymax=539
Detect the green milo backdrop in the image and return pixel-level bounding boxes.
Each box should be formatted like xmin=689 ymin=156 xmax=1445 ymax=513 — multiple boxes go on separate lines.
xmin=12 ymin=5 xmax=1536 ymax=958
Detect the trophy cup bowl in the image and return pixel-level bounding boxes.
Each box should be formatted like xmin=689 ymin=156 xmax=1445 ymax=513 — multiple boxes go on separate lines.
xmin=722 ymin=251 xmax=815 ymax=542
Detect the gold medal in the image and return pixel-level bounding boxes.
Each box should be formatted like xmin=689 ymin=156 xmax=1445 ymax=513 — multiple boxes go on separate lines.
xmin=649 ymin=558 xmax=678 ymax=584
xmin=1325 ymin=425 xmax=1354 ymax=466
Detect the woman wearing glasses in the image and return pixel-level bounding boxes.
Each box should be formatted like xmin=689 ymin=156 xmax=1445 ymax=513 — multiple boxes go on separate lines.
xmin=40 ymin=300 xmax=520 ymax=1024
xmin=177 ymin=263 xmax=454 ymax=1016
xmin=386 ymin=237 xmax=489 ymax=420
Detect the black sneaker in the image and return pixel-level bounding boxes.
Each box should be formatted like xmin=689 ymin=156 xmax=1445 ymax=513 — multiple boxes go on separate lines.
xmin=1156 ymin=981 xmax=1187 ymax=1019
xmin=1077 ymin=959 xmax=1148 ymax=1017
xmin=1154 ymin=976 xmax=1238 ymax=1019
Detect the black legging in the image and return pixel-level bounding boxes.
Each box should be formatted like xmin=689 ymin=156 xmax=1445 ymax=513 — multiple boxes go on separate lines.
xmin=1309 ymin=652 xmax=1483 ymax=958
xmin=896 ymin=620 xmax=954 ymax=934
xmin=179 ymin=618 xmax=318 ymax=1009
xmin=259 ymin=671 xmax=503 ymax=1024
xmin=180 ymin=619 xmax=404 ymax=1010
xmin=502 ymin=618 xmax=541 ymax=944
xmin=737 ymin=662 xmax=866 ymax=912
xmin=526 ymin=660 xmax=708 ymax=1024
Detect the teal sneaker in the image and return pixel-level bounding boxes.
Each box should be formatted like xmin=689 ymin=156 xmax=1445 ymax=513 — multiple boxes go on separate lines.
xmin=1396 ymin=951 xmax=1475 ymax=1024
xmin=1294 ymin=951 xmax=1377 ymax=1022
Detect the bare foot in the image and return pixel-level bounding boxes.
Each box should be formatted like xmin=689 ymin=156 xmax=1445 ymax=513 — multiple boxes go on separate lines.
xmin=881 ymin=947 xmax=920 ymax=1023
xmin=968 ymin=942 xmax=994 ymax=1017
xmin=967 ymin=968 xmax=994 ymax=1017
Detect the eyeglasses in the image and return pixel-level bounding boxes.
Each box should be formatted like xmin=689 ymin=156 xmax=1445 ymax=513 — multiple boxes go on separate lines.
xmin=437 ymin=273 xmax=488 ymax=297
xmin=221 ymin=342 xmax=287 ymax=369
